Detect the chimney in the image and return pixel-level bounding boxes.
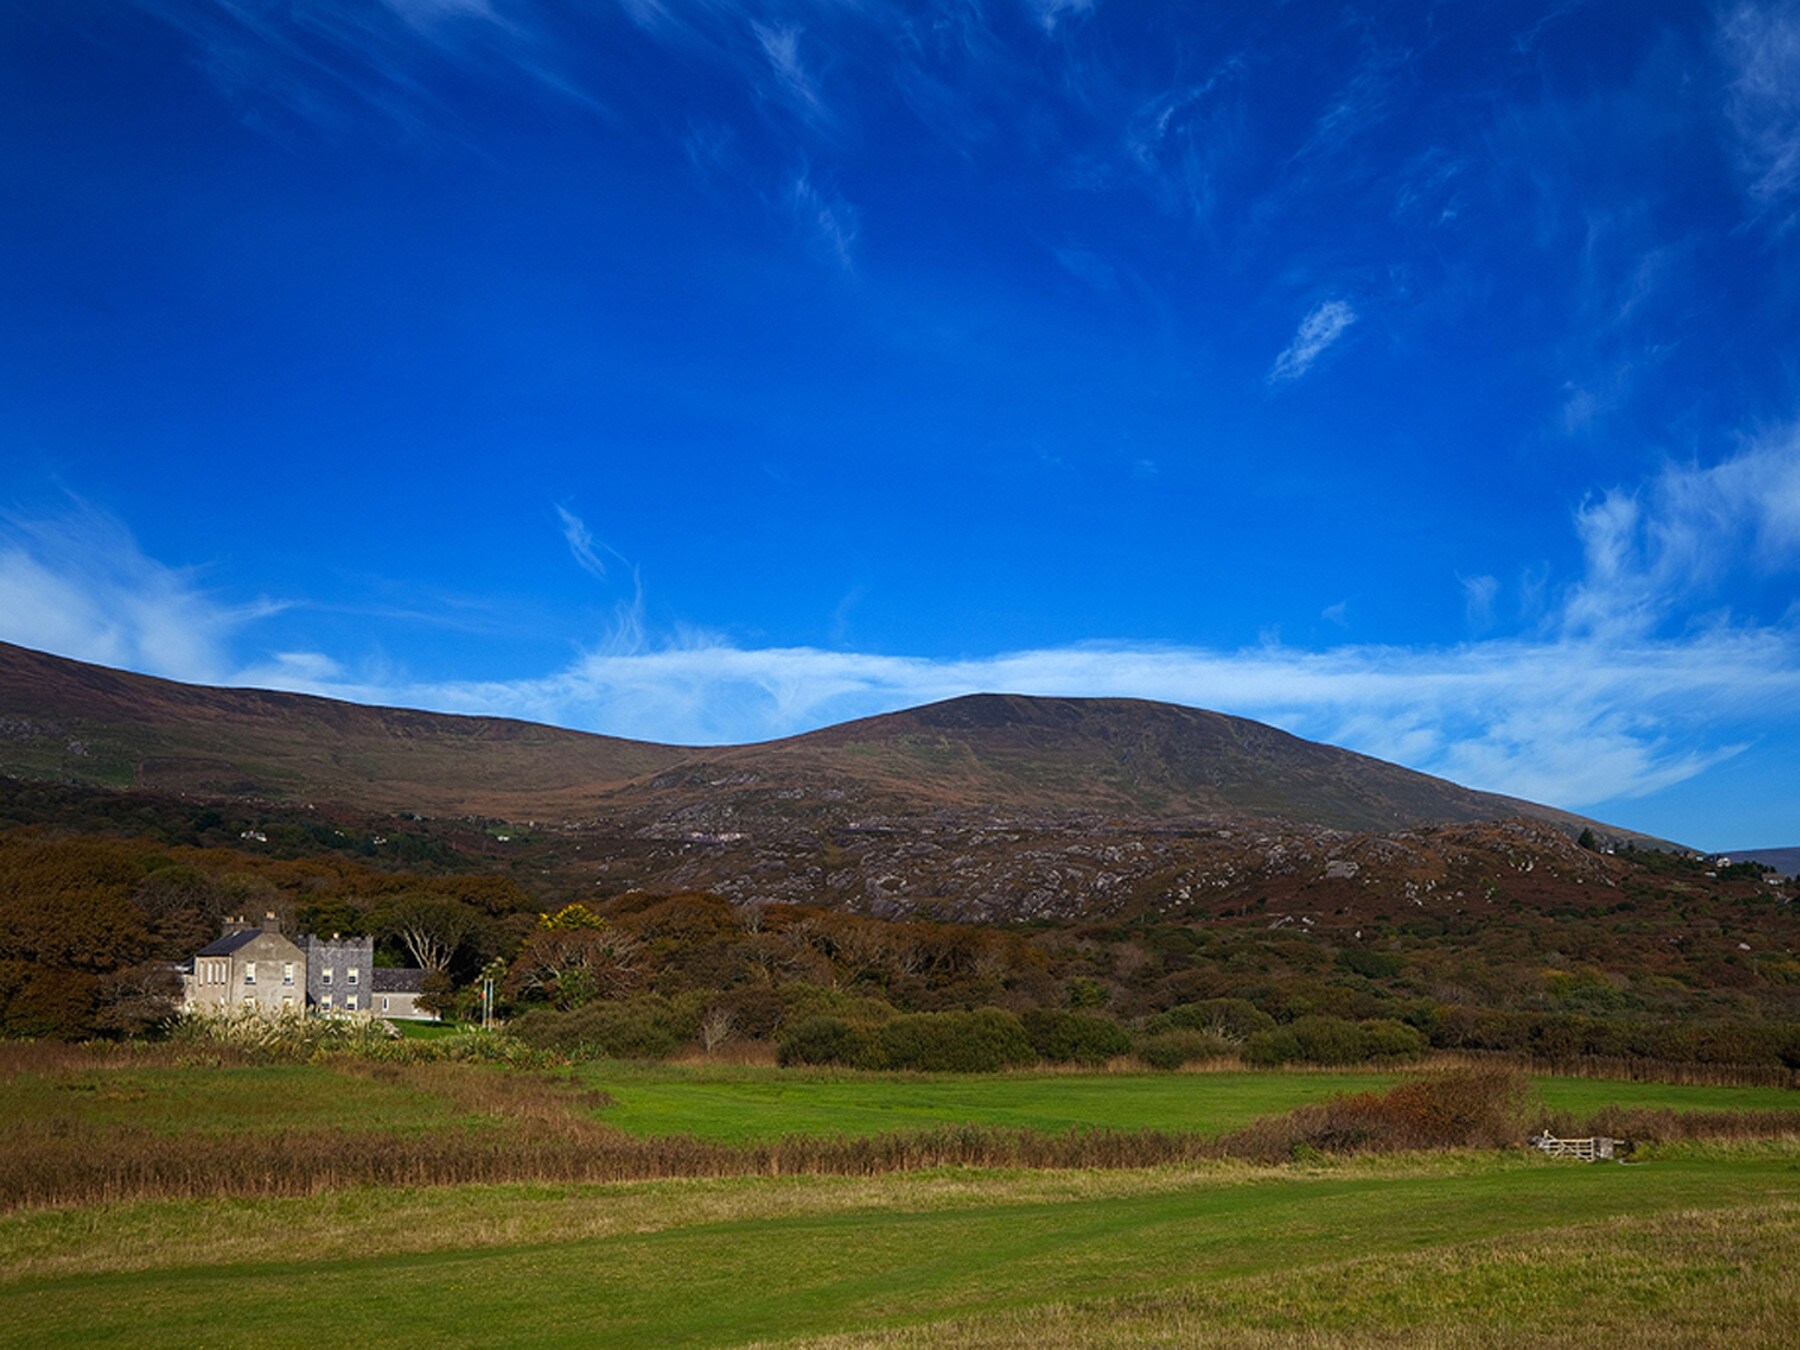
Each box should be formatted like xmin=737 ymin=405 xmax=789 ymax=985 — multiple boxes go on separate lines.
xmin=264 ymin=910 xmax=281 ymax=934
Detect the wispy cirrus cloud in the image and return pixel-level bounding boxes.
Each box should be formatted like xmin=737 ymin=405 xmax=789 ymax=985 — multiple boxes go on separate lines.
xmin=555 ymin=504 xmax=616 ymax=581
xmin=121 ymin=0 xmax=592 ymax=137
xmin=1027 ymin=0 xmax=1099 ymax=35
xmin=1563 ymin=421 xmax=1800 ymax=638
xmin=1716 ymin=0 xmax=1800 ymax=227
xmin=786 ymin=169 xmax=861 ymax=270
xmin=0 ymin=502 xmax=282 ymax=685
xmin=1268 ymin=299 xmax=1357 ymax=383
xmin=751 ymin=21 xmax=830 ymax=130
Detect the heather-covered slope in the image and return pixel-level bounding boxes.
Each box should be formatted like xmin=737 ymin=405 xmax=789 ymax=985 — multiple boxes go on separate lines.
xmin=2 ymin=644 xmax=1656 ymax=851
xmin=0 ymin=642 xmax=686 ymax=816
xmin=658 ymin=693 xmax=1604 ymax=836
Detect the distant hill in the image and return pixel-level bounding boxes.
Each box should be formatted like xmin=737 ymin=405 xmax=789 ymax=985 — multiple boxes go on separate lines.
xmin=0 ymin=641 xmax=687 ymax=817
xmin=0 ymin=642 xmax=1664 ymax=846
xmin=653 ymin=692 xmax=1621 ymax=837
xmin=1729 ymin=847 xmax=1800 ymax=877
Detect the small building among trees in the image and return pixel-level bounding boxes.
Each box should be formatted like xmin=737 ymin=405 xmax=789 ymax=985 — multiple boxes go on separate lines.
xmin=180 ymin=913 xmax=431 ymax=1021
xmin=185 ymin=920 xmax=306 ymax=1016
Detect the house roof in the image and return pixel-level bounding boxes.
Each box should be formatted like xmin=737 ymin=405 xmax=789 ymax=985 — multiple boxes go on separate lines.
xmin=372 ymin=968 xmax=425 ymax=993
xmin=194 ymin=930 xmax=264 ymax=957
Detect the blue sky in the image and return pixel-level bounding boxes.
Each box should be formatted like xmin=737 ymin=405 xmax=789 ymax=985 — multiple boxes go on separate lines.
xmin=3 ymin=1 xmax=1799 ymax=849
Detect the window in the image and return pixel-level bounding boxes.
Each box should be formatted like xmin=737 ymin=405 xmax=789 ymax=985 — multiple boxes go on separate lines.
xmin=281 ymin=996 xmax=294 ymax=1010
xmin=320 ymin=995 xmax=332 ymax=1011
xmin=243 ymin=963 xmax=256 ymax=985
xmin=347 ymin=968 xmax=360 ymax=986
xmin=282 ymin=962 xmax=295 ymax=985
xmin=381 ymin=997 xmax=390 ymax=1012
xmin=321 ymin=968 xmax=333 ymax=986
xmin=345 ymin=995 xmax=358 ymax=1012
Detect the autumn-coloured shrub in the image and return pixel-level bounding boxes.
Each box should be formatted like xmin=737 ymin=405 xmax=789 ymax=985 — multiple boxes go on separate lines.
xmin=1219 ymin=1067 xmax=1537 ymax=1162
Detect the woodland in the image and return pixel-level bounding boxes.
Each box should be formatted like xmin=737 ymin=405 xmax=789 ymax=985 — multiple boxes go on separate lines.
xmin=3 ymin=778 xmax=1795 ymax=1078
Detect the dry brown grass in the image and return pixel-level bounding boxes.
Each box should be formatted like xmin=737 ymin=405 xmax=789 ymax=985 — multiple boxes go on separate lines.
xmin=1213 ymin=1066 xmax=1536 ymax=1162
xmin=0 ymin=1112 xmax=1233 ymax=1212
xmin=1443 ymin=1048 xmax=1797 ymax=1089
xmin=0 ymin=1039 xmax=260 ymax=1076
xmin=1560 ymin=1104 xmax=1800 ymax=1145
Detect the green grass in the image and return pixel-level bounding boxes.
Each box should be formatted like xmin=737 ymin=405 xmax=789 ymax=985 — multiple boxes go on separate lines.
xmin=3 ymin=1058 xmax=1795 ymax=1344
xmin=392 ymin=1020 xmax=463 ymax=1040
xmin=579 ymin=1061 xmax=1799 ymax=1143
xmin=8 ymin=1055 xmax=1789 ymax=1148
xmin=2 ymin=1146 xmax=1796 ymax=1346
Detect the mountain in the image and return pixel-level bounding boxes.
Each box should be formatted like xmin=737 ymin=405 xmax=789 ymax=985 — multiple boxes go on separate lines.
xmin=638 ymin=693 xmax=1604 ymax=836
xmin=1729 ymin=847 xmax=1800 ymax=877
xmin=0 ymin=641 xmax=1652 ymax=838
xmin=0 ymin=641 xmax=686 ymax=817
xmin=0 ymin=641 xmax=1685 ymax=923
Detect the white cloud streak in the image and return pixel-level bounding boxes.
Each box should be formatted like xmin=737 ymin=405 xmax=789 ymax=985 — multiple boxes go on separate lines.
xmin=1717 ymin=1 xmax=1800 ymax=225
xmin=1268 ymin=299 xmax=1357 ymax=383
xmin=1027 ymin=0 xmax=1097 ymax=35
xmin=555 ymin=504 xmax=612 ymax=581
xmin=0 ymin=504 xmax=281 ymax=685
xmin=752 ymin=21 xmax=829 ymax=129
xmin=1563 ymin=422 xmax=1800 ymax=638
xmin=121 ymin=0 xmax=593 ymax=138
xmin=786 ymin=170 xmax=860 ymax=269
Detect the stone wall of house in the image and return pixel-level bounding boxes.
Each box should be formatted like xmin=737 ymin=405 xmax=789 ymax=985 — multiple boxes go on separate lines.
xmin=184 ymin=931 xmax=305 ymax=1015
xmin=305 ymin=934 xmax=375 ymax=1015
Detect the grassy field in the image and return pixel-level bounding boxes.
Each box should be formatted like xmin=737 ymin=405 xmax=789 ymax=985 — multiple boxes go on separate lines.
xmin=3 ymin=1053 xmax=1797 ymax=1343
xmin=580 ymin=1060 xmax=1800 ymax=1142
xmin=1 ymin=1144 xmax=1796 ymax=1346
xmin=6 ymin=1053 xmax=1794 ymax=1148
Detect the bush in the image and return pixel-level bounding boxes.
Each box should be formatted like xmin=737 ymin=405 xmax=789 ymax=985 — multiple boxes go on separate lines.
xmin=878 ymin=1009 xmax=1036 ymax=1073
xmin=777 ymin=1015 xmax=881 ymax=1068
xmin=717 ymin=984 xmax=786 ymax=1040
xmin=1360 ymin=1018 xmax=1428 ymax=1062
xmin=509 ymin=995 xmax=701 ymax=1060
xmin=1244 ymin=1015 xmax=1369 ymax=1066
xmin=1145 ymin=999 xmax=1275 ymax=1041
xmin=1138 ymin=1029 xmax=1233 ymax=1071
xmin=1337 ymin=947 xmax=1404 ymax=979
xmin=1065 ymin=976 xmax=1110 ymax=1009
xmin=1219 ymin=1068 xmax=1537 ymax=1161
xmin=778 ymin=984 xmax=898 ymax=1030
xmin=1021 ymin=1009 xmax=1132 ymax=1065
